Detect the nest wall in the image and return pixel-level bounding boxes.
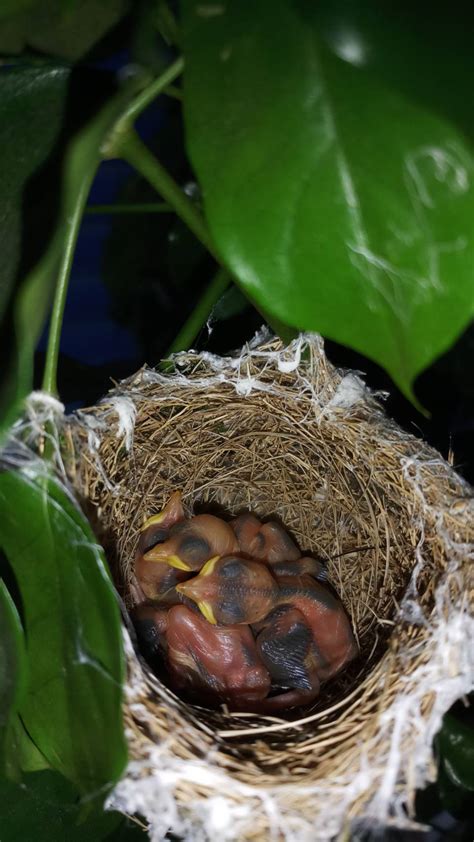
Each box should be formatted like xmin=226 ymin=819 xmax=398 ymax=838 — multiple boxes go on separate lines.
xmin=62 ymin=334 xmax=473 ymax=841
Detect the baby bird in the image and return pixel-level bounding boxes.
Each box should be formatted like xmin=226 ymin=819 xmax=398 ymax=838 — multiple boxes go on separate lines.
xmin=138 ymin=491 xmax=185 ymax=554
xmin=231 ymin=513 xmax=300 ymax=564
xmin=175 ymin=555 xmax=278 ymax=625
xmin=143 ymin=514 xmax=239 ymax=572
xmin=276 ymin=574 xmax=359 ymax=682
xmin=134 ymin=491 xmax=190 ymax=601
xmin=254 ymin=605 xmax=322 ymax=693
xmin=165 ymin=605 xmax=271 ymax=709
xmin=243 ymin=586 xmax=357 ymax=712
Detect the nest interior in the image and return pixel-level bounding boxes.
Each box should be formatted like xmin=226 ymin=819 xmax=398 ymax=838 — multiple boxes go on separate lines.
xmin=64 ymin=337 xmax=473 ymax=828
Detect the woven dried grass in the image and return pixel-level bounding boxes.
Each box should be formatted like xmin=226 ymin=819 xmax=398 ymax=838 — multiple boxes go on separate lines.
xmin=63 ymin=333 xmax=473 ymax=841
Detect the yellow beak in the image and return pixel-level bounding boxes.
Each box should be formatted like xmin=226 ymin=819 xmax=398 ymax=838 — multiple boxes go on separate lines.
xmin=143 ymin=549 xmax=191 ymax=571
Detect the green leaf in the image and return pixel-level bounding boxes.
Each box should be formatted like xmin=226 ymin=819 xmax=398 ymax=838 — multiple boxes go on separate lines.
xmin=0 ymin=73 xmax=139 ymax=439
xmin=0 ymin=468 xmax=127 ymax=799
xmin=0 ymin=66 xmax=69 ymax=328
xmin=0 ymin=770 xmax=128 ymax=842
xmin=0 ymin=0 xmax=130 ymax=60
xmin=153 ymin=0 xmax=180 ymax=47
xmin=9 ymin=717 xmax=50 ymax=774
xmin=182 ymin=0 xmax=474 ymax=401
xmin=0 ymin=580 xmax=27 ymax=779
xmin=315 ymin=0 xmax=474 ymax=143
xmin=438 ymin=713 xmax=474 ymax=791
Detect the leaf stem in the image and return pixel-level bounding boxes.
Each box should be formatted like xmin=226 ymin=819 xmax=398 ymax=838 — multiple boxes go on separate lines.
xmin=165 ymin=268 xmax=230 ymax=357
xmin=111 ymin=56 xmax=184 ymax=138
xmin=41 ymin=181 xmax=91 ymax=396
xmin=154 ymin=1 xmax=180 ymax=46
xmin=115 ymin=131 xmax=218 ymax=258
xmin=163 ymin=84 xmax=182 ymax=101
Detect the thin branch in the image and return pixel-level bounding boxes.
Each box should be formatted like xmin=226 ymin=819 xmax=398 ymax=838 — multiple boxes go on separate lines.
xmin=41 ymin=181 xmax=91 ymax=395
xmin=110 ymin=56 xmax=184 ymax=141
xmin=165 ymin=268 xmax=230 ymax=357
xmin=163 ymin=84 xmax=182 ymax=101
xmin=154 ymin=1 xmax=180 ymax=47
xmin=115 ymin=130 xmax=218 ymax=259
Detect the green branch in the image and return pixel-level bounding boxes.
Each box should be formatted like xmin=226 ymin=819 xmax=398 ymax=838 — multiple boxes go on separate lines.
xmin=121 ymin=56 xmax=183 ymax=125
xmin=41 ymin=180 xmax=91 ymax=396
xmin=105 ymin=57 xmax=184 ymax=150
xmin=114 ymin=131 xmax=218 ymax=259
xmin=154 ymin=1 xmax=180 ymax=46
xmin=163 ymin=84 xmax=182 ymax=101
xmin=165 ymin=268 xmax=230 ymax=357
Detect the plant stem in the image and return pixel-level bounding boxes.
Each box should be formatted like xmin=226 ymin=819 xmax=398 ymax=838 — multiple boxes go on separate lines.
xmin=165 ymin=268 xmax=230 ymax=357
xmin=154 ymin=1 xmax=180 ymax=46
xmin=85 ymin=202 xmax=171 ymax=215
xmin=163 ymin=84 xmax=182 ymax=101
xmin=41 ymin=59 xmax=186 ymax=397
xmin=116 ymin=56 xmax=183 ymax=132
xmin=41 ymin=181 xmax=90 ymax=396
xmin=116 ymin=131 xmax=218 ymax=259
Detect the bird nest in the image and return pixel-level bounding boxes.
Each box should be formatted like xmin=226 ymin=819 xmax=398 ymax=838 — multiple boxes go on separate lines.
xmin=59 ymin=333 xmax=473 ymax=841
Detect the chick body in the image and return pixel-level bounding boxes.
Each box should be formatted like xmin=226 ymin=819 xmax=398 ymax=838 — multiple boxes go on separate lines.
xmin=254 ymin=605 xmax=322 ymax=693
xmin=231 ymin=513 xmax=300 ymax=563
xmin=165 ymin=605 xmax=271 ymax=708
xmin=138 ymin=491 xmax=185 ymax=554
xmin=134 ymin=491 xmax=188 ymax=601
xmin=271 ymin=556 xmax=327 ymax=582
xmin=276 ymin=574 xmax=358 ymax=681
xmin=176 ymin=555 xmax=278 ymax=625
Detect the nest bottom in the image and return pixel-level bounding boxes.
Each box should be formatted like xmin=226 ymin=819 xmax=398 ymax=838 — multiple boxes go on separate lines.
xmin=65 ymin=336 xmax=473 ymax=841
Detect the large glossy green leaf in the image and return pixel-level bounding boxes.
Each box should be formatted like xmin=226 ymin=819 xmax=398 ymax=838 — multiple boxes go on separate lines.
xmin=315 ymin=0 xmax=474 ymax=142
xmin=182 ymin=0 xmax=474 ymax=401
xmin=0 ymin=75 xmax=138 ymax=440
xmin=0 ymin=579 xmax=27 ymax=778
xmin=0 ymin=468 xmax=127 ymax=799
